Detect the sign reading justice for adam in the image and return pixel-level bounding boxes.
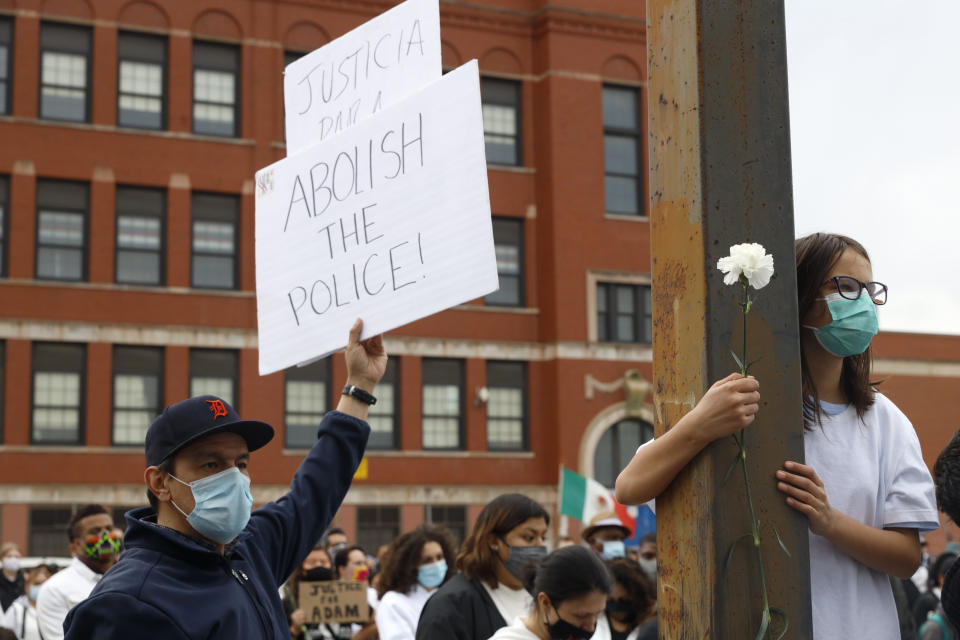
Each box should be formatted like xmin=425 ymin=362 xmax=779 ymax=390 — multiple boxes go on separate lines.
xmin=299 ymin=580 xmax=369 ymax=624
xmin=283 ymin=0 xmax=441 ymax=154
xmin=255 ymin=61 xmax=496 ymax=375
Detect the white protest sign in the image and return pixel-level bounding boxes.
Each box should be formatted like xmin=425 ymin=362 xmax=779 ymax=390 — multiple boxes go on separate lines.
xmin=283 ymin=0 xmax=441 ymax=154
xmin=256 ymin=60 xmax=496 ymax=375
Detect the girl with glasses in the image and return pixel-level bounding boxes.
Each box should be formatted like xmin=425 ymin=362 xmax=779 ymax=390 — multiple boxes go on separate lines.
xmin=615 ymin=232 xmax=938 ymax=638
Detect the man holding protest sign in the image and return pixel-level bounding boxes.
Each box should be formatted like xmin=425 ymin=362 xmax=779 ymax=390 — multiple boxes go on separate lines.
xmin=62 ymin=319 xmax=386 ymax=639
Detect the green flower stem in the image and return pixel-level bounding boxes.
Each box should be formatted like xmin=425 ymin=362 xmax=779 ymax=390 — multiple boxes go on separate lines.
xmin=741 ymin=283 xmax=749 ymax=376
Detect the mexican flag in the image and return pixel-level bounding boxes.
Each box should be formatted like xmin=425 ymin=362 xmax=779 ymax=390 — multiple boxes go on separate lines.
xmin=559 ymin=466 xmax=635 ymax=534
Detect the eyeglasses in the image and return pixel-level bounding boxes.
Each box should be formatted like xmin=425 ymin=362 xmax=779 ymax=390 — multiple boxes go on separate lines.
xmin=822 ymin=276 xmax=887 ymax=305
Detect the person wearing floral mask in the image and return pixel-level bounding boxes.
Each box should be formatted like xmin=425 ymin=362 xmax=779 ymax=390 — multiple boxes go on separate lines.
xmin=63 ymin=320 xmax=386 ymax=640
xmin=375 ymin=525 xmax=456 ymax=640
xmin=417 ymin=494 xmax=550 ymax=640
xmin=615 ymin=233 xmax=938 ymax=639
xmin=2 ymin=563 xmax=52 ymax=640
xmin=36 ymin=505 xmax=117 ymax=640
xmin=0 ymin=543 xmax=24 ymax=614
xmin=488 ymin=545 xmax=611 ymax=640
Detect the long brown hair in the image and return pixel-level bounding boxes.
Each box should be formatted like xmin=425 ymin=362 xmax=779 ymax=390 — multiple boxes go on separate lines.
xmin=456 ymin=493 xmax=549 ymax=588
xmin=795 ymin=232 xmax=878 ymax=427
xmin=377 ymin=525 xmax=456 ymax=598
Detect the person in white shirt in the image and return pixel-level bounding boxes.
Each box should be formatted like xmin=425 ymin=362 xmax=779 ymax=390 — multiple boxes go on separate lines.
xmin=375 ymin=525 xmax=456 ymax=640
xmin=36 ymin=505 xmax=118 ymax=640
xmin=616 ymin=233 xmax=939 ymax=639
xmin=417 ymin=494 xmax=550 ymax=640
xmin=488 ymin=545 xmax=611 ymax=640
xmin=1 ymin=563 xmax=52 ymax=640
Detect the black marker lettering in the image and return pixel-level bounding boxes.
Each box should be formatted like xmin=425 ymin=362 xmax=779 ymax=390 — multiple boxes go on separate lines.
xmin=340 ymin=212 xmax=360 ymax=252
xmin=309 ymin=161 xmax=332 ymax=217
xmin=406 ymin=20 xmax=425 ymax=56
xmin=374 ymin=33 xmax=392 ymax=68
xmin=361 ymin=204 xmax=383 ymax=244
xmin=284 ymin=175 xmax=310 ymax=233
xmin=287 ymin=287 xmax=307 ymax=326
xmin=331 ymin=273 xmax=349 ymax=308
xmin=381 ymin=130 xmax=402 ymax=179
xmin=389 ymin=241 xmax=416 ymax=290
xmin=363 ymin=253 xmax=385 ymax=295
xmin=310 ymin=279 xmax=332 ymax=315
xmin=401 ymin=112 xmax=424 ymax=173
xmin=318 ymin=222 xmax=336 ymax=260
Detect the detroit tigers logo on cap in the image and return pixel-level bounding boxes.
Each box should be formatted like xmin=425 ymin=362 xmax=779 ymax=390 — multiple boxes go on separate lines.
xmin=207 ymin=399 xmax=228 ymax=420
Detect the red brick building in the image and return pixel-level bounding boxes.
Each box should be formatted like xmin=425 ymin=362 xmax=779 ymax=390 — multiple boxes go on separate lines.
xmin=0 ymin=0 xmax=957 ymax=558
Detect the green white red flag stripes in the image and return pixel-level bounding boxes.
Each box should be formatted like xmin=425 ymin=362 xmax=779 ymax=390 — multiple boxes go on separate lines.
xmin=558 ymin=466 xmax=635 ymax=534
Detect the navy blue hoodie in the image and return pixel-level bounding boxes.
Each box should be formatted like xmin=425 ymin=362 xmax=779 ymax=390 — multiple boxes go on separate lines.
xmin=63 ymin=410 xmax=369 ymax=639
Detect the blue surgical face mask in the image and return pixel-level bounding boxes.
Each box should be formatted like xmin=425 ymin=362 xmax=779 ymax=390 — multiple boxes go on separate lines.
xmin=601 ymin=540 xmax=626 ymax=560
xmin=803 ymin=292 xmax=878 ymax=357
xmin=29 ymin=585 xmax=41 ymax=601
xmin=169 ymin=466 xmax=253 ymax=545
xmin=417 ymin=559 xmax=447 ymax=589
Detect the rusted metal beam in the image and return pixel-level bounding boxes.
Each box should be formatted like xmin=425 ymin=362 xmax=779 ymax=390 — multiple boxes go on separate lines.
xmin=647 ymin=1 xmax=812 ymax=638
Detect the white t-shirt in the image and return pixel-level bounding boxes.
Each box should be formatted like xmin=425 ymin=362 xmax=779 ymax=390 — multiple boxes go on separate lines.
xmin=376 ymin=583 xmax=436 ymax=640
xmin=806 ymin=393 xmax=938 ymax=639
xmin=590 ymin=613 xmax=641 ymax=640
xmin=482 ymin=582 xmax=532 ymax=629
xmin=487 ymin=617 xmax=538 ymax=640
xmin=35 ymin=558 xmax=102 ymax=640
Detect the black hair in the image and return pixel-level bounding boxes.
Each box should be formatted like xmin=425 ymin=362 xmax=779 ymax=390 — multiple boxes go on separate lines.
xmin=377 ymin=525 xmax=457 ymax=598
xmin=795 ymin=232 xmax=879 ymax=428
xmin=640 ymin=532 xmax=656 ymax=545
xmin=323 ymin=527 xmax=347 ymax=547
xmin=457 ymin=493 xmax=550 ymax=587
xmin=334 ymin=545 xmax=366 ymax=577
xmin=523 ymin=546 xmax=613 ymax=610
xmin=608 ymin=558 xmax=655 ymax=622
xmin=68 ymin=505 xmax=109 ymax=541
xmin=147 ymin=458 xmax=174 ymax=511
xmin=930 ymin=552 xmax=958 ymax=591
xmin=935 ymin=431 xmax=960 ymax=525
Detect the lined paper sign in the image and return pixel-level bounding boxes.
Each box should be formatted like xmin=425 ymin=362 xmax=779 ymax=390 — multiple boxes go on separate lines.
xmin=256 ymin=61 xmax=496 ymax=375
xmin=283 ymin=0 xmax=441 ymax=154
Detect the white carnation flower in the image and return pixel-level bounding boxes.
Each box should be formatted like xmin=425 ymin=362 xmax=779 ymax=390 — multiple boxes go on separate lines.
xmin=717 ymin=243 xmax=775 ymax=289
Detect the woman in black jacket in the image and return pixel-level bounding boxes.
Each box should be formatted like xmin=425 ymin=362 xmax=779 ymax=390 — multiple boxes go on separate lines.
xmin=415 ymin=494 xmax=550 ymax=640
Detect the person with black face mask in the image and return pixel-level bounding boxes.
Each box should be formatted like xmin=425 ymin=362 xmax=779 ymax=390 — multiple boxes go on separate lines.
xmin=417 ymin=494 xmax=550 ymax=640
xmin=591 ymin=559 xmax=656 ymax=640
xmin=487 ymin=545 xmax=612 ymax=640
xmin=283 ymin=545 xmax=334 ymax=640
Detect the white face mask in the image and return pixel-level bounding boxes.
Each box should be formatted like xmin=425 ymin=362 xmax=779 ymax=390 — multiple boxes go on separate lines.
xmin=2 ymin=556 xmax=20 ymax=573
xmin=638 ymin=556 xmax=657 ymax=580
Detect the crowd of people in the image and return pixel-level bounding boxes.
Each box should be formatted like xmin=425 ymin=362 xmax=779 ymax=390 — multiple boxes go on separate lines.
xmin=2 ymin=232 xmax=960 ymax=639
xmin=279 ymin=497 xmax=658 ymax=640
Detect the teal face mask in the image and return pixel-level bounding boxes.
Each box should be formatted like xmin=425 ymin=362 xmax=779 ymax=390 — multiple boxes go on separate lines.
xmin=803 ymin=292 xmax=878 ymax=357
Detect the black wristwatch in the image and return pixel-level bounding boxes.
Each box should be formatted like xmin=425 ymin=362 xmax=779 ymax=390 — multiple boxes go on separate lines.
xmin=342 ymin=384 xmax=377 ymax=406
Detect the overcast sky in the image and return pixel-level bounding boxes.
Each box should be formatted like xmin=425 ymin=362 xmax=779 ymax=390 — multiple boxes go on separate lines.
xmin=784 ymin=0 xmax=960 ymax=336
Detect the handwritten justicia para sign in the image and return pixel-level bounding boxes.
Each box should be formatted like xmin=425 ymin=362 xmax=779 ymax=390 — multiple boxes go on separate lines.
xmin=256 ymin=61 xmax=496 ymax=375
xmin=283 ymin=0 xmax=441 ymax=154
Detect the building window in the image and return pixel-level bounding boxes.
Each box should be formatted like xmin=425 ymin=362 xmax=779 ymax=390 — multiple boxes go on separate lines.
xmin=597 ymin=282 xmax=652 ymax=344
xmin=367 ymin=359 xmax=398 ymax=449
xmin=36 ymin=179 xmax=88 ymax=281
xmin=117 ymin=31 xmax=166 ymax=129
xmin=485 ymin=218 xmax=524 ymax=307
xmin=39 ymin=22 xmax=91 ymax=122
xmin=112 ymin=346 xmax=163 ymax=446
xmin=356 ymin=506 xmax=400 ymax=554
xmin=193 ymin=41 xmax=239 ymax=137
xmin=0 ymin=175 xmax=8 ymax=277
xmin=422 ymin=359 xmax=464 ymax=450
xmin=29 ymin=507 xmax=74 ymax=556
xmin=425 ymin=505 xmax=467 ymax=547
xmin=285 ymin=358 xmax=330 ymax=448
xmin=602 ymin=85 xmax=643 ymax=215
xmin=191 ymin=193 xmax=238 ymax=289
xmin=485 ymin=361 xmax=527 ymax=451
xmin=32 ymin=342 xmax=85 ymax=444
xmin=189 ymin=349 xmax=237 ymax=407
xmin=115 ymin=186 xmax=165 ymax=285
xmin=595 ymin=418 xmax=654 ymax=488
xmin=0 ymin=17 xmax=12 ymax=115
xmin=481 ymin=78 xmax=521 ymax=166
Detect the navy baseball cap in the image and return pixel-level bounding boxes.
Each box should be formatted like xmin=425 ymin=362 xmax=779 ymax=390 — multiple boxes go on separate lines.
xmin=144 ymin=395 xmax=274 ymax=468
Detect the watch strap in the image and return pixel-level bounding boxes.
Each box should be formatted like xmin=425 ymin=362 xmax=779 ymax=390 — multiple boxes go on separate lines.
xmin=342 ymin=384 xmax=377 ymax=406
